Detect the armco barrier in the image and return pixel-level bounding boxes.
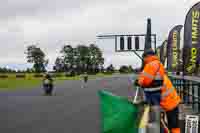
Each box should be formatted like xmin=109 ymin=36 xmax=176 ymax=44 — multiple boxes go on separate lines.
xmin=169 ymin=75 xmax=200 ymax=133
xmin=169 ymin=75 xmax=200 ymax=113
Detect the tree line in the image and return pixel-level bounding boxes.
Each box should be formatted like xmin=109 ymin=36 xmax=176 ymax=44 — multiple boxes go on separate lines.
xmin=0 ymin=43 xmax=137 ymax=74
xmin=0 ymin=64 xmax=136 ymax=74
xmin=0 ymin=68 xmax=35 ymax=73
xmin=53 ymin=44 xmax=104 ymax=74
xmin=1 ymin=44 xmax=104 ymax=74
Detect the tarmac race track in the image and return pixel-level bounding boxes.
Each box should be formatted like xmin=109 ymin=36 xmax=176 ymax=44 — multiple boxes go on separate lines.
xmin=0 ymin=74 xmax=136 ymax=133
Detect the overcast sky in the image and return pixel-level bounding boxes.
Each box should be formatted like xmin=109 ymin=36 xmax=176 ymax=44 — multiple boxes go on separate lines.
xmin=0 ymin=0 xmax=197 ymax=70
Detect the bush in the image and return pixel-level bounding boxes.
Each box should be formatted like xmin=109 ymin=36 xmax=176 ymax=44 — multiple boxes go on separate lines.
xmin=119 ymin=65 xmax=133 ymax=73
xmin=119 ymin=71 xmax=129 ymax=74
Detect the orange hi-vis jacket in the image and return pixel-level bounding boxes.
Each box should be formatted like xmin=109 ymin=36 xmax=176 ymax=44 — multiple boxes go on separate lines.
xmin=138 ymin=55 xmax=181 ymax=111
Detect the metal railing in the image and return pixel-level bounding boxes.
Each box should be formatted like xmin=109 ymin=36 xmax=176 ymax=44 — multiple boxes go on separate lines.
xmin=169 ymin=75 xmax=200 ymax=113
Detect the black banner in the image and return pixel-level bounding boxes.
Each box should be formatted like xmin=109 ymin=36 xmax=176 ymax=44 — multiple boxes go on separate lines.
xmin=184 ymin=2 xmax=200 ymax=74
xmin=167 ymin=25 xmax=183 ymax=72
xmin=156 ymin=46 xmax=161 ymax=61
xmin=160 ymin=40 xmax=167 ymax=65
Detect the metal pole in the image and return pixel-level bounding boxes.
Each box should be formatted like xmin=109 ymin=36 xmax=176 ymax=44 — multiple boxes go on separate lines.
xmin=115 ymin=36 xmax=117 ymax=52
xmin=132 ymin=50 xmax=143 ymax=60
xmin=154 ymin=35 xmax=157 ymax=53
xmin=198 ymin=83 xmax=200 ymax=112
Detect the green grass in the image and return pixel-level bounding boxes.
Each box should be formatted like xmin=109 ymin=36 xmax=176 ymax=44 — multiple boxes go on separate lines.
xmin=88 ymin=73 xmax=113 ymax=79
xmin=0 ymin=78 xmax=42 ymax=91
xmin=55 ymin=76 xmax=81 ymax=80
xmin=0 ymin=73 xmax=115 ymax=91
xmin=0 ymin=77 xmax=81 ymax=91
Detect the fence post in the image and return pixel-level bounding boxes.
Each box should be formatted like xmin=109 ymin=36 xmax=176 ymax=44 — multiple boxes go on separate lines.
xmin=181 ymin=79 xmax=183 ymax=101
xmin=198 ymin=83 xmax=200 ymax=112
xmin=183 ymin=79 xmax=187 ymax=104
xmin=192 ymin=82 xmax=195 ymax=110
xmin=178 ymin=79 xmax=181 ymax=97
xmin=187 ymin=80 xmax=190 ymax=104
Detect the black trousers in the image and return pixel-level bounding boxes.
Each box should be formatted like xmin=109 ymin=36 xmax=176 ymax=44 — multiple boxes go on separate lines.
xmin=166 ymin=106 xmax=179 ymax=129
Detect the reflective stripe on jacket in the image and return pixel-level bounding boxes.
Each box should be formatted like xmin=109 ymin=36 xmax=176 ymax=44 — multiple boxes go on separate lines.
xmin=160 ymin=75 xmax=181 ymax=111
xmin=138 ymin=55 xmax=180 ymax=111
xmin=138 ymin=56 xmax=165 ymax=88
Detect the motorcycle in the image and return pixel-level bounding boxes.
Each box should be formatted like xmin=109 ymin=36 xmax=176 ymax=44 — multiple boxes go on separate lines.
xmin=43 ymin=79 xmax=53 ymax=96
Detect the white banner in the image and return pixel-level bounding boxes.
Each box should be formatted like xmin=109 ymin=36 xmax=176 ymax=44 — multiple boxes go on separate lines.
xmin=185 ymin=115 xmax=199 ymax=133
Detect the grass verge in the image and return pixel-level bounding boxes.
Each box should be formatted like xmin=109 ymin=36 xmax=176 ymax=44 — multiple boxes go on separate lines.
xmin=0 ymin=73 xmax=115 ymax=91
xmin=0 ymin=78 xmax=41 ymax=91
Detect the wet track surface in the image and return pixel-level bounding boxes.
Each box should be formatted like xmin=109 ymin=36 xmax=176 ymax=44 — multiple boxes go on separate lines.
xmin=0 ymin=75 xmax=135 ymax=133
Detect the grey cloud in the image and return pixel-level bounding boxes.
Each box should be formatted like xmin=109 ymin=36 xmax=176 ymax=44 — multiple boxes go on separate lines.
xmin=1 ymin=0 xmax=81 ymax=19
xmin=1 ymin=0 xmax=125 ymax=20
xmin=0 ymin=0 xmax=198 ymax=70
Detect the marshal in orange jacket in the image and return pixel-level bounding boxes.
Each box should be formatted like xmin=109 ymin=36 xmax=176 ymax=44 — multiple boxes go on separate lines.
xmin=138 ymin=55 xmax=181 ymax=111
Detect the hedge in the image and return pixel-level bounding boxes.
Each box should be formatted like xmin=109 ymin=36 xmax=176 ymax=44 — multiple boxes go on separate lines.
xmin=16 ymin=75 xmax=26 ymax=78
xmin=0 ymin=75 xmax=8 ymax=78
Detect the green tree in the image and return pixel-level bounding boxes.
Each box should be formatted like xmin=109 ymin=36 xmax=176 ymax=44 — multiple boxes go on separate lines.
xmin=26 ymin=68 xmax=32 ymax=73
xmin=77 ymin=45 xmax=90 ymax=73
xmin=53 ymin=57 xmax=64 ymax=72
xmin=1 ymin=67 xmax=7 ymax=73
xmin=0 ymin=67 xmax=16 ymax=73
xmin=58 ymin=44 xmax=104 ymax=74
xmin=89 ymin=44 xmax=104 ymax=73
xmin=25 ymin=45 xmax=48 ymax=73
xmin=60 ymin=45 xmax=74 ymax=72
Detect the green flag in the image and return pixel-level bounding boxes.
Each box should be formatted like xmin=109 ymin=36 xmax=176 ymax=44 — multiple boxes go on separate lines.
xmin=98 ymin=90 xmax=139 ymax=133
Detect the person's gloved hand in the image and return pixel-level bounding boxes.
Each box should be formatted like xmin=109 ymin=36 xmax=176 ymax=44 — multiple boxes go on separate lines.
xmin=134 ymin=79 xmax=139 ymax=86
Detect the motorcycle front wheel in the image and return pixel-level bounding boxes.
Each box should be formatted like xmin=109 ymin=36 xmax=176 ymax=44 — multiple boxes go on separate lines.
xmin=43 ymin=85 xmax=53 ymax=96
